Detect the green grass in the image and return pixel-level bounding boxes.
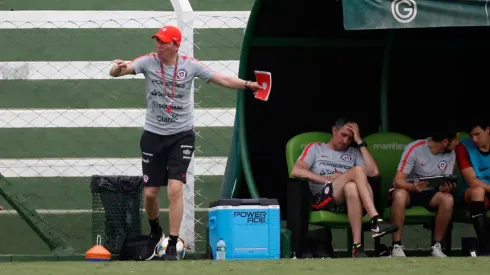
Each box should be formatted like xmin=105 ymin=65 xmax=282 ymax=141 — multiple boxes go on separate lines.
xmin=0 ymin=127 xmax=232 ymax=158
xmin=0 ymin=29 xmax=243 ymax=61
xmin=0 ymin=258 xmax=489 ymax=274
xmin=0 ymin=0 xmax=254 ymax=11
xmin=0 ymin=79 xmax=236 ymax=109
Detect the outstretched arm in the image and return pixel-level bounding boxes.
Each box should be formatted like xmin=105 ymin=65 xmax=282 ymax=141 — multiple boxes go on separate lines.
xmin=208 ymin=73 xmax=263 ymax=91
xmin=109 ymin=59 xmax=135 ymax=77
xmin=110 ymin=54 xmax=152 ymax=77
xmin=191 ymin=58 xmax=263 ymax=91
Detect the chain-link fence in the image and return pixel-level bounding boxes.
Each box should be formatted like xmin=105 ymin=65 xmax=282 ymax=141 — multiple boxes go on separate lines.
xmin=0 ymin=10 xmax=248 ymax=255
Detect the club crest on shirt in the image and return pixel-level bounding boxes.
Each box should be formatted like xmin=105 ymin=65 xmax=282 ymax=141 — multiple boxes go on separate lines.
xmin=438 ymin=160 xmax=448 ymax=170
xmin=341 ymin=153 xmax=352 ymax=162
xmin=177 ymin=69 xmax=188 ymax=80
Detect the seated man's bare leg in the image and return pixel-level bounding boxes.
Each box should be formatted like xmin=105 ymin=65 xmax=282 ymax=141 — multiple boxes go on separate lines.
xmin=429 ymin=192 xmax=454 ymax=244
xmin=332 ymin=166 xmax=398 ymax=238
xmin=389 ymin=188 xmax=410 ymax=257
xmin=428 ymin=192 xmax=454 ymax=257
xmin=390 ymin=189 xmax=409 ymax=243
xmin=332 ymin=166 xmax=378 ymax=218
xmin=367 ymin=183 xmax=373 ymax=199
xmin=333 ymin=181 xmax=366 ymax=257
xmin=344 ymin=182 xmax=363 ymax=245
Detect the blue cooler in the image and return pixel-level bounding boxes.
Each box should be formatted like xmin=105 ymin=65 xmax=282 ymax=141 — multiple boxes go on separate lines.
xmin=208 ymin=198 xmax=280 ymax=260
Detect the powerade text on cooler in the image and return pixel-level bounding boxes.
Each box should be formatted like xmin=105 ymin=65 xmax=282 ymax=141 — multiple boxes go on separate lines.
xmin=208 ymin=198 xmax=280 ymax=260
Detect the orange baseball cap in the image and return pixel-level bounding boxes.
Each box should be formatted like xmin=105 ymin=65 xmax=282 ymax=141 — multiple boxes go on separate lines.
xmin=152 ymin=25 xmax=182 ymax=45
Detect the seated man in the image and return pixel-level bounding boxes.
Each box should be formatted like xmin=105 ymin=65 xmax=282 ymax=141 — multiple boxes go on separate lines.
xmin=389 ymin=129 xmax=459 ymax=257
xmin=456 ymin=119 xmax=490 ymax=256
xmin=292 ymin=117 xmax=398 ymax=258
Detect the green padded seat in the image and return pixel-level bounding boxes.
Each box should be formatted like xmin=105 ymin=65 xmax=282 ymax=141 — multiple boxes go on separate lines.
xmin=310 ymin=210 xmax=371 ymax=226
xmin=364 ymin=132 xmax=414 ymax=216
xmin=286 ymin=131 xmax=333 ymax=178
xmin=383 ymin=207 xmax=435 ymax=225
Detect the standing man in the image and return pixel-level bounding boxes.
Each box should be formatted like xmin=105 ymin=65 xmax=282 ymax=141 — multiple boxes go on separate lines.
xmin=109 ymin=25 xmax=262 ymax=260
xmin=456 ymin=119 xmax=490 ymax=256
xmin=292 ymin=117 xmax=399 ymax=257
xmin=388 ymin=129 xmax=459 ymax=257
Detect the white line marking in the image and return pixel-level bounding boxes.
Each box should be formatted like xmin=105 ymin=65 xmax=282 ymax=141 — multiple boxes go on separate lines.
xmin=0 ymin=108 xmax=235 ymax=128
xmin=0 ymin=60 xmax=238 ymax=80
xmin=0 ymin=157 xmax=227 ymax=177
xmin=0 ymin=11 xmax=250 ymax=29
xmin=0 ymin=208 xmax=209 ymax=215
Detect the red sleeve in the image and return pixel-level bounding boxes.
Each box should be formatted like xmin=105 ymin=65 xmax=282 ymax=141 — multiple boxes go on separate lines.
xmin=455 ymin=143 xmax=472 ymax=170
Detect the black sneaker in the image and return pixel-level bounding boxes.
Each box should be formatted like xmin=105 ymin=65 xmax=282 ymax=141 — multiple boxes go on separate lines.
xmin=164 ymin=245 xmax=178 ymax=261
xmin=352 ymin=244 xmax=368 ymax=258
xmin=141 ymin=232 xmax=163 ymax=261
xmin=371 ymin=218 xmax=399 ymax=238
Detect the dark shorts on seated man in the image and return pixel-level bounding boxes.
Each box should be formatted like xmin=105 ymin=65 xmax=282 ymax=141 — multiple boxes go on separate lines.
xmin=387 ymin=187 xmax=438 ymax=212
xmin=312 ymin=181 xmax=367 ymax=215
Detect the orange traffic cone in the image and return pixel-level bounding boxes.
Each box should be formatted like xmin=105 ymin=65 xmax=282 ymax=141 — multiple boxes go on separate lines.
xmin=86 ymin=235 xmax=111 ymax=262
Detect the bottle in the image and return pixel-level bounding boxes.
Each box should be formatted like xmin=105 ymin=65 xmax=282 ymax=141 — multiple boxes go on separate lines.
xmin=216 ymin=238 xmax=226 ymax=260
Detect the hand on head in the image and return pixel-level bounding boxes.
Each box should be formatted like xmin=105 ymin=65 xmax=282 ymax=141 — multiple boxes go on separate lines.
xmin=344 ymin=122 xmax=362 ymax=143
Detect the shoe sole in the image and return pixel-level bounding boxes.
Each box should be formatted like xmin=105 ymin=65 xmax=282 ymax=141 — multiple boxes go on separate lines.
xmin=371 ymin=225 xmax=399 ymax=238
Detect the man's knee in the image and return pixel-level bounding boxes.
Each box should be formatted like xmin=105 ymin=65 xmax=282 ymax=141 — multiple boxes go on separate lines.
xmin=392 ymin=189 xmax=409 ymax=206
xmin=144 ymin=186 xmax=160 ymax=201
xmin=167 ymin=179 xmax=184 ymax=201
xmin=434 ymin=192 xmax=454 ymax=209
xmin=440 ymin=192 xmax=454 ymax=203
xmin=469 ymin=186 xmax=486 ymax=201
xmin=346 ymin=166 xmax=367 ymax=183
xmin=344 ymin=181 xmax=359 ymax=199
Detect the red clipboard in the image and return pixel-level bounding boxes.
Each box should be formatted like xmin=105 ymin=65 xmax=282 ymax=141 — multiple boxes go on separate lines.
xmin=254 ymin=70 xmax=272 ymax=101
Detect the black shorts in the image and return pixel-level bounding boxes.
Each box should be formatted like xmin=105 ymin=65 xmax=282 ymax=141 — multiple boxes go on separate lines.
xmin=312 ymin=183 xmax=337 ymax=211
xmin=311 ymin=183 xmax=358 ymax=214
xmin=139 ymin=129 xmax=195 ymax=187
xmin=387 ymin=188 xmax=438 ymax=212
